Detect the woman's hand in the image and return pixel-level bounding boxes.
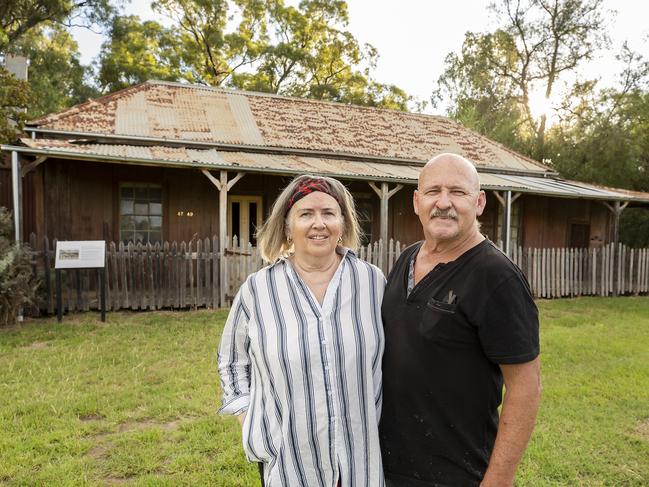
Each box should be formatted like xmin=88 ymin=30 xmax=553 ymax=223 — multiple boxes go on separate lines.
xmin=237 ymin=412 xmax=246 ymax=427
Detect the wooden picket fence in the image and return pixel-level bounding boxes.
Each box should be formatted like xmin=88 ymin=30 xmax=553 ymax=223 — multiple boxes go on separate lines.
xmin=25 ymin=234 xmax=649 ymax=316
xmin=224 ymin=237 xmax=405 ymax=303
xmin=508 ymin=243 xmax=649 ymax=298
xmin=358 ymin=238 xmax=405 ymax=275
xmin=30 ymin=234 xmax=225 ymax=314
xmin=27 ymin=235 xmax=405 ymax=315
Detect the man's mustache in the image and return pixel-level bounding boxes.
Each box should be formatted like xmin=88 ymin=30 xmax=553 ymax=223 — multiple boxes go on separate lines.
xmin=430 ymin=208 xmax=458 ymax=220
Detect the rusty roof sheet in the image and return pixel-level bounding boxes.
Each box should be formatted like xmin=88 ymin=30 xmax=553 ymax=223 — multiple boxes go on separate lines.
xmin=29 ymin=80 xmax=550 ymax=174
xmin=16 ymin=138 xmax=649 ymax=203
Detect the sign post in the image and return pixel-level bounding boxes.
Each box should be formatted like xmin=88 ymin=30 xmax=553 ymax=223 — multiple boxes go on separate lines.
xmin=54 ymin=241 xmax=106 ymax=322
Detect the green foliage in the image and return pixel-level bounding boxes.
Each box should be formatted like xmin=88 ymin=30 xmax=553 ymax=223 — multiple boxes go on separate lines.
xmin=434 ymin=0 xmax=609 ymax=159
xmin=619 ymin=209 xmax=649 ymax=248
xmin=435 ymin=30 xmax=531 ymax=153
xmin=97 ymin=0 xmax=410 ymax=110
xmin=1 ymin=300 xmax=649 ymax=483
xmin=0 ymin=67 xmax=31 ymax=144
xmin=0 ymin=208 xmax=39 ymax=327
xmin=13 ymin=24 xmax=100 ymax=118
xmin=1 ymin=0 xmax=111 ymax=121
xmin=0 ymin=0 xmax=115 ymax=52
xmin=543 ymin=45 xmax=649 ymax=245
xmin=97 ymin=15 xmax=190 ymax=92
xmin=547 ymin=89 xmax=649 ymax=189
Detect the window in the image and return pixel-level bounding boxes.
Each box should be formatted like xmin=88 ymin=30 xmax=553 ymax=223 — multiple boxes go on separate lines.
xmin=120 ymin=183 xmax=162 ymax=243
xmin=228 ymin=195 xmax=263 ymax=246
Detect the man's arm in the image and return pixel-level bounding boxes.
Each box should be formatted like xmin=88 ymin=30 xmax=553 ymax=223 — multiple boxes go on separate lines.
xmin=481 ymin=357 xmax=541 ymax=487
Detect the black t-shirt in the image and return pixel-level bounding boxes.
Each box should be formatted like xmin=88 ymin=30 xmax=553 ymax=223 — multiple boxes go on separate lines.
xmin=379 ymin=239 xmax=539 ymax=487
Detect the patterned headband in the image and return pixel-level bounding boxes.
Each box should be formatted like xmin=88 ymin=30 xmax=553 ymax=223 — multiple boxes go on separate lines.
xmin=285 ymin=177 xmax=340 ymax=215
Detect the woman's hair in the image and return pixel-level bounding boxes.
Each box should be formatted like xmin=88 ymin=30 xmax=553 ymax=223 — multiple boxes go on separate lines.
xmin=257 ymin=175 xmax=362 ymax=262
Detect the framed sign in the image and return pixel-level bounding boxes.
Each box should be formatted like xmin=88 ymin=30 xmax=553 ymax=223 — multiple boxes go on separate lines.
xmin=55 ymin=241 xmax=106 ymax=269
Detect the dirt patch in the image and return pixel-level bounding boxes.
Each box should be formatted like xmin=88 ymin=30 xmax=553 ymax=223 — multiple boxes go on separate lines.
xmin=25 ymin=341 xmax=49 ymax=349
xmin=79 ymin=413 xmax=106 ymax=421
xmin=161 ymin=420 xmax=180 ymax=432
xmin=117 ymin=418 xmax=182 ymax=433
xmin=103 ymin=476 xmax=129 ymax=485
xmin=87 ymin=444 xmax=107 ymax=459
xmin=633 ymin=418 xmax=649 ymax=441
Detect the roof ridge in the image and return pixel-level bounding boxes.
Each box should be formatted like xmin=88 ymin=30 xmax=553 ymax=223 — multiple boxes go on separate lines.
xmin=140 ymin=79 xmax=458 ymax=122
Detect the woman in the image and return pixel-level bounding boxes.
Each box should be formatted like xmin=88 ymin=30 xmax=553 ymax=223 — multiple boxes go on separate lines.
xmin=218 ymin=175 xmax=385 ymax=486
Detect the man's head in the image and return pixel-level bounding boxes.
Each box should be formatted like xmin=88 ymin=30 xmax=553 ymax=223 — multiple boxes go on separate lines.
xmin=414 ymin=153 xmax=486 ymax=245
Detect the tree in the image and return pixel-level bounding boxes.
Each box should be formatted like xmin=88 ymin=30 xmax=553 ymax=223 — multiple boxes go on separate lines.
xmin=97 ymin=15 xmax=190 ymax=92
xmin=0 ymin=68 xmax=31 ymax=143
xmin=434 ymin=30 xmax=531 ymax=154
xmin=0 ymin=0 xmax=114 ymax=53
xmin=1 ymin=0 xmax=113 ymax=133
xmin=434 ymin=0 xmax=609 ymax=159
xmin=13 ymin=24 xmax=99 ymax=118
xmin=547 ymin=44 xmax=649 ymax=189
xmin=545 ymin=45 xmax=649 ymax=246
xmin=230 ymin=0 xmax=409 ymax=108
xmin=97 ymin=0 xmax=410 ymax=110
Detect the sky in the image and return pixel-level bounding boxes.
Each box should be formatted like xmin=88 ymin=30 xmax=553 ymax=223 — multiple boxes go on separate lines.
xmin=72 ymin=0 xmax=649 ymax=114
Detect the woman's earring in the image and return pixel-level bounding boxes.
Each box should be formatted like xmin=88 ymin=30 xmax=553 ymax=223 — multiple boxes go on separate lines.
xmin=337 ymin=236 xmax=343 ymax=245
xmin=287 ymin=235 xmax=293 ymax=244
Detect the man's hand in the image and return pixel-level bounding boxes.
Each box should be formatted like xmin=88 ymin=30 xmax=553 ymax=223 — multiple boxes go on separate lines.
xmin=480 ymin=357 xmax=541 ymax=487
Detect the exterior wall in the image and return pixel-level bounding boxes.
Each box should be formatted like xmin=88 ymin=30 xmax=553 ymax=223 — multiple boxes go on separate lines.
xmin=34 ymin=158 xmax=289 ymax=243
xmin=377 ymin=187 xmax=513 ymax=247
xmin=0 ymin=167 xmax=12 ymax=211
xmin=1 ymin=161 xmax=45 ymax=240
xmin=520 ymin=195 xmax=610 ymax=248
xmin=478 ymin=193 xmax=502 ymax=244
xmin=12 ymin=157 xmax=614 ymax=250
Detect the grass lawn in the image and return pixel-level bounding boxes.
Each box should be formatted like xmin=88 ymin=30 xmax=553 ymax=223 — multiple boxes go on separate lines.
xmin=1 ymin=298 xmax=648 ymax=486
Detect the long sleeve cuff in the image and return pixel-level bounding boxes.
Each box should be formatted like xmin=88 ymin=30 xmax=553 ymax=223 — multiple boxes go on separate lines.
xmin=218 ymin=394 xmax=250 ymax=415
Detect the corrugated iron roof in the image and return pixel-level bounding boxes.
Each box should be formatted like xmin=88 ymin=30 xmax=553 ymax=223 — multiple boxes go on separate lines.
xmin=14 ymin=138 xmax=649 ymax=203
xmin=29 ymin=80 xmax=551 ymax=174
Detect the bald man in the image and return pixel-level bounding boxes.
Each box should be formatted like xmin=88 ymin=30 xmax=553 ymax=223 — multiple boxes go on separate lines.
xmin=379 ymin=154 xmax=541 ymax=487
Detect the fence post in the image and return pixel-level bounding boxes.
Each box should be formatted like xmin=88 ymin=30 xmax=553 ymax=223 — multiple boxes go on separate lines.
xmin=43 ymin=236 xmax=53 ymax=314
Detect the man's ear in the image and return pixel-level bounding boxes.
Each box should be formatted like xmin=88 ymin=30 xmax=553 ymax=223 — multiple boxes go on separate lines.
xmin=476 ymin=190 xmax=487 ymax=217
xmin=413 ymin=189 xmax=420 ymax=215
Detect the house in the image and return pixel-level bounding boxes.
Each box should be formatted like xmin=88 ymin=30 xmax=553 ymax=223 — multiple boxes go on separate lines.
xmin=2 ymin=80 xmax=649 ymax=260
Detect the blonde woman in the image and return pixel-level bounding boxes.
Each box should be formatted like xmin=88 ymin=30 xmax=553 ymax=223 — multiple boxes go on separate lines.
xmin=218 ymin=175 xmax=385 ymax=486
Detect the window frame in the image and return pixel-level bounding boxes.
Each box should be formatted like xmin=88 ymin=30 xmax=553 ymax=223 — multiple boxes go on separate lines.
xmin=118 ymin=182 xmax=164 ymax=244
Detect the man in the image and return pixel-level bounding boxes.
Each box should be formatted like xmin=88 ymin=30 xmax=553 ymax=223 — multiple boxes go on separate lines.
xmin=379 ymin=153 xmax=541 ymax=487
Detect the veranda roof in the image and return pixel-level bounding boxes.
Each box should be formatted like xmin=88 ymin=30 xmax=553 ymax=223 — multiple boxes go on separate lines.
xmin=7 ymin=138 xmax=649 ymax=204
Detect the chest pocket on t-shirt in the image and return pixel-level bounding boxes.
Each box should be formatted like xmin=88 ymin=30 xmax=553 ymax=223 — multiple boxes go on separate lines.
xmin=419 ymin=297 xmax=457 ymax=339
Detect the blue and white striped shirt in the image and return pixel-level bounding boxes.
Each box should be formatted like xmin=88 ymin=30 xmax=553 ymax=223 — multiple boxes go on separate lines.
xmin=218 ymin=249 xmax=385 ymax=486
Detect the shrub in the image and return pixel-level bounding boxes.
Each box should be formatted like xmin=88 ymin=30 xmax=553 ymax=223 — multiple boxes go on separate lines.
xmin=0 ymin=207 xmax=39 ymax=326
